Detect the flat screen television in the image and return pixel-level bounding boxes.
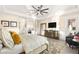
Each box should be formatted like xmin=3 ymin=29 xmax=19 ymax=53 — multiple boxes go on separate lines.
xmin=48 ymin=22 xmax=56 ymax=28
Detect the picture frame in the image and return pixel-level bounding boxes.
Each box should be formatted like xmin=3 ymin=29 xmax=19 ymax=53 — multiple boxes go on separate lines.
xmin=1 ymin=20 xmax=9 ymax=27
xmin=9 ymin=21 xmax=17 ymax=27
xmin=68 ymin=19 xmax=76 ymax=27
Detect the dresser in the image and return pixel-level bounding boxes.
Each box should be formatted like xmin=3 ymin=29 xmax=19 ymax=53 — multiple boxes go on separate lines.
xmin=44 ymin=30 xmax=59 ymax=39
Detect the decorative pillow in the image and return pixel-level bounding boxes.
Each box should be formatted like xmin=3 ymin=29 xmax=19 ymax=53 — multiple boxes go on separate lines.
xmin=0 ymin=28 xmax=14 ymax=48
xmin=74 ymin=35 xmax=79 ymax=40
xmin=10 ymin=31 xmax=21 ymax=44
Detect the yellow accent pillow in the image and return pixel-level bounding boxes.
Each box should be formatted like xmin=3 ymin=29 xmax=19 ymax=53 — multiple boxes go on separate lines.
xmin=10 ymin=32 xmax=21 ymax=44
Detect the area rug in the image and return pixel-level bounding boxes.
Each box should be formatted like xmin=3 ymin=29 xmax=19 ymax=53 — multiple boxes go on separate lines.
xmin=42 ymin=38 xmax=66 ymax=54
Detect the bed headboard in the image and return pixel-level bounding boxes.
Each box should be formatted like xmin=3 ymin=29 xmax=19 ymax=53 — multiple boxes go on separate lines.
xmin=7 ymin=28 xmax=19 ymax=33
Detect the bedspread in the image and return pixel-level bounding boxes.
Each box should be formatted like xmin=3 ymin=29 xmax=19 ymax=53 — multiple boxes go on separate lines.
xmin=20 ymin=34 xmax=49 ymax=53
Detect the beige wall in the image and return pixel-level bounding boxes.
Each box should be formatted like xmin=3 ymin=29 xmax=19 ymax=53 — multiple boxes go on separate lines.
xmin=0 ymin=13 xmax=37 ymax=34
xmin=59 ymin=11 xmax=79 ymax=40
xmin=0 ymin=14 xmax=25 ymax=33
xmin=36 ymin=16 xmax=60 ymax=35
xmin=36 ymin=17 xmax=52 ymax=34
xmin=36 ymin=11 xmax=79 ymax=40
xmin=26 ymin=18 xmax=36 ymax=33
xmin=1 ymin=10 xmax=79 ymax=40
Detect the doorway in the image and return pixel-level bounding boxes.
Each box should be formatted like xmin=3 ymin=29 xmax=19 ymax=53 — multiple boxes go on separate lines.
xmin=40 ymin=23 xmax=46 ymax=35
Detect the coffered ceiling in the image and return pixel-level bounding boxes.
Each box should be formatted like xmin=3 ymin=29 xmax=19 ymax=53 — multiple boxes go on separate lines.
xmin=0 ymin=5 xmax=79 ymax=19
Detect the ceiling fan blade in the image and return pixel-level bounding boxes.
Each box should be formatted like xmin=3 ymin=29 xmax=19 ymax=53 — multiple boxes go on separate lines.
xmin=40 ymin=12 xmax=43 ymax=15
xmin=38 ymin=5 xmax=43 ymax=9
xmin=41 ymin=8 xmax=49 ymax=12
xmin=36 ymin=12 xmax=39 ymax=15
xmin=32 ymin=6 xmax=38 ymax=10
xmin=43 ymin=12 xmax=48 ymax=13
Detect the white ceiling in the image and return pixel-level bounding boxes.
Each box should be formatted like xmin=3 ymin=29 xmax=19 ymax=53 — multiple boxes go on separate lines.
xmin=0 ymin=5 xmax=79 ymax=19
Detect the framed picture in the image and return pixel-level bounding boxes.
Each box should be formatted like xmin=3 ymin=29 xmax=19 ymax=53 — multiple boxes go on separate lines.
xmin=68 ymin=19 xmax=76 ymax=27
xmin=9 ymin=21 xmax=17 ymax=27
xmin=1 ymin=20 xmax=9 ymax=27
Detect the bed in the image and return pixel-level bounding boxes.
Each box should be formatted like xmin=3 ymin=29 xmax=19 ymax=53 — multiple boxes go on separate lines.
xmin=0 ymin=28 xmax=49 ymax=54
xmin=21 ymin=34 xmax=49 ymax=54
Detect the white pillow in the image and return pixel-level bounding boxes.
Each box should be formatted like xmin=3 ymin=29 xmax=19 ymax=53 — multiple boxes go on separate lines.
xmin=0 ymin=44 xmax=3 ymax=50
xmin=0 ymin=28 xmax=14 ymax=48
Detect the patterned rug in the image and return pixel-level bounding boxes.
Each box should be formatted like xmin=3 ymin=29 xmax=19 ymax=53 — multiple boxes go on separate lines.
xmin=42 ymin=38 xmax=66 ymax=54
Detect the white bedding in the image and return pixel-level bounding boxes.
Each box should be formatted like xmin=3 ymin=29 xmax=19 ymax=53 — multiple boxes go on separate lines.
xmin=21 ymin=34 xmax=49 ymax=53
xmin=0 ymin=43 xmax=24 ymax=54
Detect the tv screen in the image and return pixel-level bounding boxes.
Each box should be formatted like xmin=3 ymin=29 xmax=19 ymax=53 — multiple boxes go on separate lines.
xmin=48 ymin=22 xmax=56 ymax=28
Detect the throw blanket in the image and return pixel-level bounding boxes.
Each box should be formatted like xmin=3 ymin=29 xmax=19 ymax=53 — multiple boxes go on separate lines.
xmin=20 ymin=34 xmax=49 ymax=53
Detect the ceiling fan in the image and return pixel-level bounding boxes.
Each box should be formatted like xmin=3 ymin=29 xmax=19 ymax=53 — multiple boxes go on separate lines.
xmin=31 ymin=5 xmax=49 ymax=16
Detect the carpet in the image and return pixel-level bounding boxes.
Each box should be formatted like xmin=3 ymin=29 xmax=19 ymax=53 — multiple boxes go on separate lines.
xmin=42 ymin=38 xmax=66 ymax=54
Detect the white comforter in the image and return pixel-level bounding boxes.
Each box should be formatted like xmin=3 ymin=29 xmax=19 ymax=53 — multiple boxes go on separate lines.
xmin=21 ymin=34 xmax=49 ymax=53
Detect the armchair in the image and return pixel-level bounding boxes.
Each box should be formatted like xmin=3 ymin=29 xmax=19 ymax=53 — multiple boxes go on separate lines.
xmin=66 ymin=33 xmax=79 ymax=53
